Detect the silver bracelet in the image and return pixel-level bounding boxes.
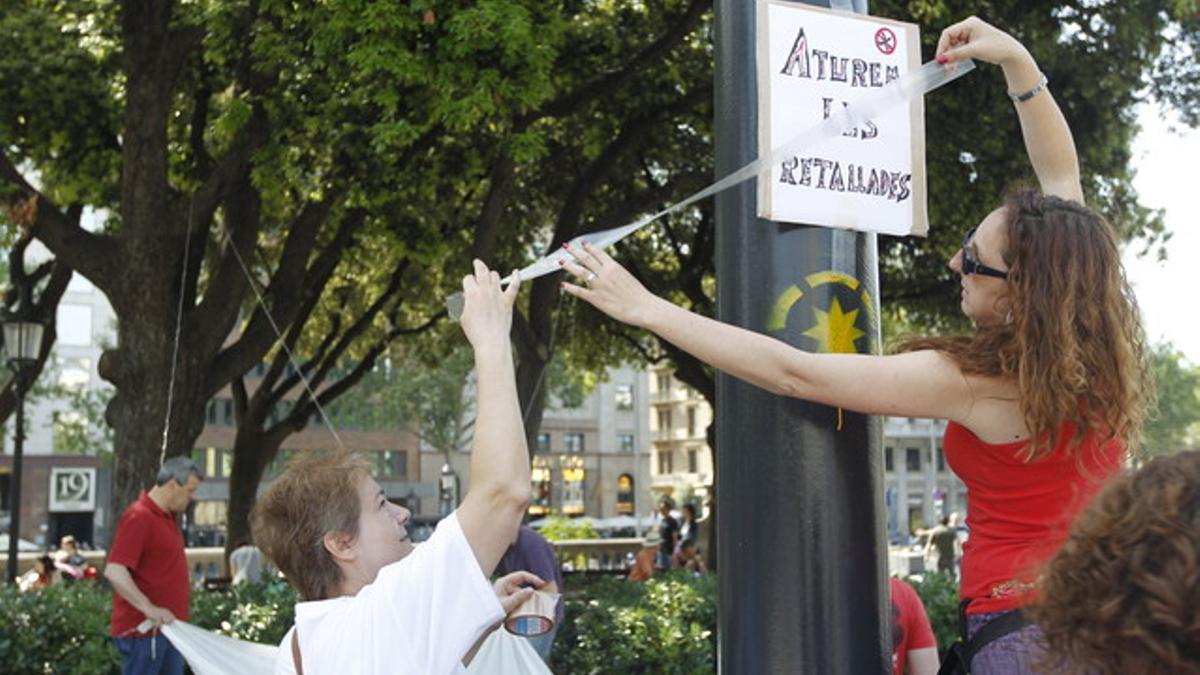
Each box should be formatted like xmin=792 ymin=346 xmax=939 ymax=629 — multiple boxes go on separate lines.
xmin=1008 ymin=73 xmax=1048 ymax=103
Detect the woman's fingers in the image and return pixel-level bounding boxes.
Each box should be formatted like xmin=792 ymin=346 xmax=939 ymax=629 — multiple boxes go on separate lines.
xmin=560 ymin=258 xmax=591 ymax=281
xmin=505 ymin=571 xmax=545 ymax=589
xmin=564 ymin=241 xmax=602 ymax=272
xmin=503 ymin=270 xmax=521 ymax=303
xmin=582 ymin=241 xmax=617 ymax=268
xmin=936 ymin=17 xmax=978 ymax=62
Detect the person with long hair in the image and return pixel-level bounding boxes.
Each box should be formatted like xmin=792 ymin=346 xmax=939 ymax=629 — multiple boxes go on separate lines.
xmin=1032 ymin=450 xmax=1200 ymax=674
xmin=559 ymin=16 xmax=1151 ymax=674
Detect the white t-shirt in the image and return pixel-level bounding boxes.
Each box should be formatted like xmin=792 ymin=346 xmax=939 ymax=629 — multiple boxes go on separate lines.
xmin=274 ymin=512 xmax=504 ymax=675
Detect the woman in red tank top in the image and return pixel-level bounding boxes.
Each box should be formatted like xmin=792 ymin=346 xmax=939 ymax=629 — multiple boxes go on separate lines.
xmin=558 ymin=16 xmax=1151 ymax=675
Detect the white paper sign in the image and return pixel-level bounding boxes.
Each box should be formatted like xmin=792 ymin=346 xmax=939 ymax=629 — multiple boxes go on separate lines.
xmin=758 ymin=1 xmax=926 ymax=236
xmin=49 ymin=467 xmax=97 ymax=512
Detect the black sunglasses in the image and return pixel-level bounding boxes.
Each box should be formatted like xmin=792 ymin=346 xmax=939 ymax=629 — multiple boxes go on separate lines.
xmin=961 ymin=227 xmax=1009 ymax=279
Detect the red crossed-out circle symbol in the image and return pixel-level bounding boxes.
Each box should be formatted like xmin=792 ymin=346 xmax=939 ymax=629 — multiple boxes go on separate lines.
xmin=874 ymin=27 xmax=897 ymax=55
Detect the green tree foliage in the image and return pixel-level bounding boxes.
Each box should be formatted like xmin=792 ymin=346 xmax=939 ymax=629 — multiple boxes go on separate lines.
xmin=331 ymin=347 xmax=477 ymax=460
xmin=1143 ymin=342 xmax=1200 ymax=457
xmin=0 ymin=0 xmax=577 ymax=523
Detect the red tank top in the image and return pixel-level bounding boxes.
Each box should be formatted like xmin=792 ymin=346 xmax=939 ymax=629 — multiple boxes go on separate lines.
xmin=943 ymin=421 xmax=1123 ymax=615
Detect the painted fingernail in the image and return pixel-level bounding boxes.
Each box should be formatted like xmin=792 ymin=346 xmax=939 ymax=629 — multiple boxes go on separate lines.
xmin=558 ymin=260 xmax=565 ymax=266
xmin=936 ymin=54 xmax=948 ymax=64
xmin=562 ymin=242 xmax=568 ymax=249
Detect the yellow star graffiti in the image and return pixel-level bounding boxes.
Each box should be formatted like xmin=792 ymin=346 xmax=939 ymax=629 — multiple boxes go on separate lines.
xmin=802 ymin=297 xmax=866 ymax=354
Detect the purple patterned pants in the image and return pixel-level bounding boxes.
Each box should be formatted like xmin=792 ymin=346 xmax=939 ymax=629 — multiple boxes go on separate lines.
xmin=965 ymin=611 xmax=1046 ymax=674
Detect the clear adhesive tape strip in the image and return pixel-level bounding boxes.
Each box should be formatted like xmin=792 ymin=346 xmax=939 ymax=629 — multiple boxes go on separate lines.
xmin=447 ymin=58 xmax=976 ymax=320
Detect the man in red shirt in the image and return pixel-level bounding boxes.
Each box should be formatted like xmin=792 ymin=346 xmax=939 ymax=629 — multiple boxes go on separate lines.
xmin=891 ymin=576 xmax=938 ymax=675
xmin=103 ymin=457 xmax=202 ymax=675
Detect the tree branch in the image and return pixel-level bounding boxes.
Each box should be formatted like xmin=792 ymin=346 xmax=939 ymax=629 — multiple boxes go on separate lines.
xmin=1 ymin=150 xmax=120 ymax=286
xmin=207 ymin=200 xmax=359 ymax=392
xmin=471 ymin=153 xmax=516 ymax=262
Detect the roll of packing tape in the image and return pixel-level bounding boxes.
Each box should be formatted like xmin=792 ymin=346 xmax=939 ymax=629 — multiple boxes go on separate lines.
xmin=504 ymin=589 xmax=561 ymax=637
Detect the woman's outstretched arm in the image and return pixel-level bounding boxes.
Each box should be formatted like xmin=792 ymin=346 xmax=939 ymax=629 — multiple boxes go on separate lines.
xmin=561 ymin=243 xmax=975 ymax=422
xmin=936 ymin=16 xmax=1084 ymax=203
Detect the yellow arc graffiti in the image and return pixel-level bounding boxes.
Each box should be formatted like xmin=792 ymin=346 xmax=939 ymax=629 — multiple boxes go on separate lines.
xmin=767 ymin=270 xmax=875 ymax=355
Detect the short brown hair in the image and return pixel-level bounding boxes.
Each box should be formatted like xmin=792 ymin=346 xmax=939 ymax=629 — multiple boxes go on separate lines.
xmin=251 ymin=451 xmax=372 ymax=600
xmin=1033 ymin=450 xmax=1200 ymax=673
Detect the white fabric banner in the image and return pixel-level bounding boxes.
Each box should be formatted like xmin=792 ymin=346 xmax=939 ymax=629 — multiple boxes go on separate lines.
xmin=147 ymin=620 xmax=551 ymax=675
xmin=154 ymin=621 xmax=277 ymax=675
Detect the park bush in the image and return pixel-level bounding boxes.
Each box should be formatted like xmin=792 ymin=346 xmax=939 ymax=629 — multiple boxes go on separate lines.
xmin=0 ymin=582 xmax=121 ymax=675
xmin=908 ymin=572 xmax=961 ymax=654
xmin=188 ymin=580 xmax=298 ymax=645
xmin=0 ymin=581 xmax=297 ymax=675
xmin=1 ymin=571 xmax=948 ymax=673
xmin=551 ymin=571 xmax=718 ymax=674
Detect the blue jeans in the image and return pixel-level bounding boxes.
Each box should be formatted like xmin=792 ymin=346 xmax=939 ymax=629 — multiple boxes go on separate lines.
xmin=113 ymin=635 xmax=183 ymax=675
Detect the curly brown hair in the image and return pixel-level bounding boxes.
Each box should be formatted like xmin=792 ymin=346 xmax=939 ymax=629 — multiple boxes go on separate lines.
xmin=899 ymin=190 xmax=1152 ymax=461
xmin=1032 ymin=450 xmax=1200 ymax=674
xmin=251 ymin=451 xmax=372 ymax=601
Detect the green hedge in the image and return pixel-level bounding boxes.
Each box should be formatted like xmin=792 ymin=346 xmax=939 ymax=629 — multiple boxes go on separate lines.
xmin=189 ymin=580 xmax=298 ymax=645
xmin=0 ymin=581 xmax=297 ymax=675
xmin=0 ymin=583 xmax=121 ymax=675
xmin=0 ymin=571 xmax=952 ymax=673
xmin=551 ymin=572 xmax=718 ymax=674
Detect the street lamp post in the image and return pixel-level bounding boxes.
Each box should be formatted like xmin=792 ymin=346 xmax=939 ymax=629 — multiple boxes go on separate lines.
xmin=4 ymin=317 xmax=44 ymax=584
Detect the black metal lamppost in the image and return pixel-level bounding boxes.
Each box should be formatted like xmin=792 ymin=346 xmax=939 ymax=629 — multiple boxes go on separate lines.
xmin=3 ymin=315 xmax=44 ymax=584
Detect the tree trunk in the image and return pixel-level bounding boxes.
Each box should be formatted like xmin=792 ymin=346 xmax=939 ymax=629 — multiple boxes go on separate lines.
xmin=100 ymin=241 xmax=211 ymax=540
xmin=514 ymin=276 xmax=560 ymax=453
xmin=224 ymin=427 xmax=281 ymax=559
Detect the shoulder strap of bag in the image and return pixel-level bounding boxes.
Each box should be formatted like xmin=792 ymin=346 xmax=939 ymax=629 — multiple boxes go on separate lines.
xmin=936 ymin=599 xmax=1030 ymax=675
xmin=291 ymin=629 xmax=304 ymax=675
xmin=961 ymin=609 xmax=1029 ymax=665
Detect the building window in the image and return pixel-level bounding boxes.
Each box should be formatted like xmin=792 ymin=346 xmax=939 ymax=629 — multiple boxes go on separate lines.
xmin=618 ymin=433 xmax=635 ymax=453
xmin=656 ymin=373 xmax=671 ymax=394
xmin=686 ymin=407 xmax=697 ymax=437
xmin=564 ymin=433 xmax=585 ymax=453
xmin=222 ymin=399 xmax=234 ymax=426
xmin=657 ymin=409 xmax=672 ymax=433
xmin=536 ymin=433 xmax=551 ymax=454
xmin=936 ymin=446 xmax=945 ymax=472
xmin=616 ymin=474 xmax=634 ymax=514
xmin=687 ymin=447 xmax=698 ymax=473
xmin=56 ymin=304 xmax=93 ymax=346
xmin=905 ymin=447 xmax=921 ymax=472
xmin=375 ymin=450 xmax=407 ymax=478
xmin=885 ymin=447 xmax=894 ymax=472
xmin=657 ymin=449 xmax=674 ymax=474
xmin=614 ymin=384 xmax=634 ymax=411
xmin=529 ymin=458 xmax=552 ymax=516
